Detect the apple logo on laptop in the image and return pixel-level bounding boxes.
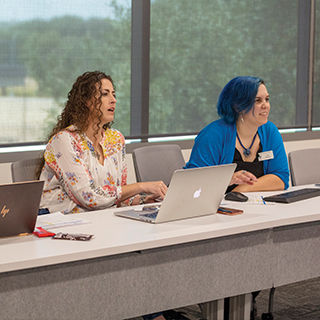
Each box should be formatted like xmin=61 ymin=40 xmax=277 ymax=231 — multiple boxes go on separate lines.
xmin=193 ymin=188 xmax=202 ymax=199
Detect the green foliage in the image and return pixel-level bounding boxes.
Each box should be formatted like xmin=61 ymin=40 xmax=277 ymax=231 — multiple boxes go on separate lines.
xmin=149 ymin=0 xmax=299 ymax=133
xmin=0 ymin=0 xmax=315 ymax=141
xmin=0 ymin=9 xmax=131 ymax=136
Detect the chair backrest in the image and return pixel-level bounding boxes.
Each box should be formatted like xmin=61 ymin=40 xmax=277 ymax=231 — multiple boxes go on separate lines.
xmin=288 ymin=148 xmax=320 ymax=186
xmin=11 ymin=158 xmax=40 ymax=183
xmin=132 ymin=144 xmax=186 ymax=186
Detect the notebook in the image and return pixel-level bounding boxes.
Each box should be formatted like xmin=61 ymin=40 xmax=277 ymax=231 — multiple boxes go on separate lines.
xmin=114 ymin=164 xmax=236 ymax=223
xmin=0 ymin=180 xmax=44 ymax=237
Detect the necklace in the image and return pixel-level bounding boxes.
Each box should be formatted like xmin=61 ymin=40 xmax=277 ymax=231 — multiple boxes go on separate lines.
xmin=94 ymin=150 xmax=100 ymax=160
xmin=95 ymin=145 xmax=103 ymax=160
xmin=236 ymin=132 xmax=258 ymax=157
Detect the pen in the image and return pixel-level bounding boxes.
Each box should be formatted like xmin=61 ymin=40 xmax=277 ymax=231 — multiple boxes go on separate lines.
xmin=261 ymin=196 xmax=266 ymax=204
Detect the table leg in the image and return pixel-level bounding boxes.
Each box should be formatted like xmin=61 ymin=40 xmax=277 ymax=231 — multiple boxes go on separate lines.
xmin=229 ymin=293 xmax=251 ymax=320
xmin=202 ymin=299 xmax=224 ymax=320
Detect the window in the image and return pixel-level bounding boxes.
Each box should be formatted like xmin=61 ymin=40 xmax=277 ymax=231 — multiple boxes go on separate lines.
xmin=313 ymin=0 xmax=320 ymax=126
xmin=0 ymin=0 xmax=319 ymax=147
xmin=0 ymin=0 xmax=131 ymax=145
xmin=149 ymin=0 xmax=299 ymax=135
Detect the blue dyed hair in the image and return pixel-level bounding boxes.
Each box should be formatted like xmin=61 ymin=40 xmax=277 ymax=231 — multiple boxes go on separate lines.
xmin=217 ymin=76 xmax=265 ymax=124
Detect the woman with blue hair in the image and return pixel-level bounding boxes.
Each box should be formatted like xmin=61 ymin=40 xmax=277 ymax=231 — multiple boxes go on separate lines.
xmin=186 ymin=77 xmax=289 ymax=318
xmin=185 ymin=76 xmax=289 ymax=192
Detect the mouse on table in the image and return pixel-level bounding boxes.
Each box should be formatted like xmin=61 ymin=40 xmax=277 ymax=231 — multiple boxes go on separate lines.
xmin=225 ymin=191 xmax=248 ymax=202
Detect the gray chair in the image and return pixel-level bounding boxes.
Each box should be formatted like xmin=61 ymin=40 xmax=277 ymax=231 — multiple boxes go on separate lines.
xmin=288 ymin=148 xmax=320 ymax=186
xmin=132 ymin=144 xmax=186 ymax=186
xmin=11 ymin=158 xmax=40 ymax=183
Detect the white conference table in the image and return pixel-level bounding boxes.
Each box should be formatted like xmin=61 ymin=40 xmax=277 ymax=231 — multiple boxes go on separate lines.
xmin=1 ymin=186 xmax=320 ymax=320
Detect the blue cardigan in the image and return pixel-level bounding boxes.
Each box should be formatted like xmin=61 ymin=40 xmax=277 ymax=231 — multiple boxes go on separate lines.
xmin=185 ymin=119 xmax=289 ymax=189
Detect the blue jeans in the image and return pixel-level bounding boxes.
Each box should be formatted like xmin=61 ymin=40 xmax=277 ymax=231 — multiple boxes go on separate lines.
xmin=142 ymin=312 xmax=163 ymax=320
xmin=38 ymin=208 xmax=50 ymax=215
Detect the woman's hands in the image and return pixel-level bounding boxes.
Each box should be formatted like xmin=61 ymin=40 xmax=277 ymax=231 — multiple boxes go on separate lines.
xmin=139 ymin=181 xmax=168 ymax=200
xmin=230 ymin=171 xmax=284 ymax=192
xmin=120 ymin=180 xmax=168 ymax=205
xmin=233 ymin=173 xmax=285 ymax=192
xmin=229 ymin=170 xmax=258 ymax=186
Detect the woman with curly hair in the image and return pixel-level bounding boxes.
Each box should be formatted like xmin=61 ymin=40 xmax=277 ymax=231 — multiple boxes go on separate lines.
xmin=38 ymin=71 xmax=167 ymax=216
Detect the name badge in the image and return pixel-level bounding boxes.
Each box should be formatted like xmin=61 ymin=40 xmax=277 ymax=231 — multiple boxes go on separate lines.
xmin=258 ymin=150 xmax=274 ymax=161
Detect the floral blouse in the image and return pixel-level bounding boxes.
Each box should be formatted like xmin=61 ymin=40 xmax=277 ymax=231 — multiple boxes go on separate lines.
xmin=39 ymin=125 xmax=130 ymax=214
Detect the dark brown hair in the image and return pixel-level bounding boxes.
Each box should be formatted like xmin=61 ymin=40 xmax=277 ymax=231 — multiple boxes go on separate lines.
xmin=36 ymin=71 xmax=115 ymax=178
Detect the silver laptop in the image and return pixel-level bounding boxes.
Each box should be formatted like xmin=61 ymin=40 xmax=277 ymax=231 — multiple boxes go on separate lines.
xmin=114 ymin=164 xmax=236 ymax=223
xmin=0 ymin=180 xmax=44 ymax=237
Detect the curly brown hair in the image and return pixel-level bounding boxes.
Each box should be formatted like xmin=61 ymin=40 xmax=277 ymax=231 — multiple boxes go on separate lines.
xmin=36 ymin=71 xmax=115 ymax=178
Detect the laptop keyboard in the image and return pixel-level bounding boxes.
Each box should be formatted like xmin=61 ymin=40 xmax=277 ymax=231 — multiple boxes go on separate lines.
xmin=263 ymin=188 xmax=320 ymax=203
xmin=139 ymin=212 xmax=159 ymax=219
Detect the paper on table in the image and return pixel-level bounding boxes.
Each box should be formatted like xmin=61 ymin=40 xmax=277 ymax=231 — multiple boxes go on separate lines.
xmin=221 ymin=195 xmax=275 ymax=206
xmin=247 ymin=195 xmax=275 ymax=205
xmin=36 ymin=212 xmax=90 ymax=229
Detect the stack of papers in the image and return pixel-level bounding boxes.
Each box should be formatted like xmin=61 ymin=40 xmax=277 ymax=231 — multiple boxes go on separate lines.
xmin=36 ymin=212 xmax=90 ymax=229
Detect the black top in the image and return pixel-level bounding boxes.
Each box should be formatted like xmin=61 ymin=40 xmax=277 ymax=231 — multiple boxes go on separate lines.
xmin=226 ymin=143 xmax=264 ymax=193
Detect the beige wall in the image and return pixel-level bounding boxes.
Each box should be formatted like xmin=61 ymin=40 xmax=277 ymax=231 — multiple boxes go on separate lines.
xmin=1 ymin=140 xmax=320 ymax=185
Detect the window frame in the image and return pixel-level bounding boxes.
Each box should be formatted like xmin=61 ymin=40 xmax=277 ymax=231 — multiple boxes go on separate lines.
xmin=1 ymin=0 xmax=320 ymax=162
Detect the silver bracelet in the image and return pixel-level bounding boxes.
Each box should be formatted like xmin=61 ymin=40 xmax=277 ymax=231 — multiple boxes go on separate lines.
xmin=139 ymin=194 xmax=147 ymax=205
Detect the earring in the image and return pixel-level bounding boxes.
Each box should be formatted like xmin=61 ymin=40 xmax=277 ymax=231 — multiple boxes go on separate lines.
xmin=241 ymin=117 xmax=244 ymax=123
